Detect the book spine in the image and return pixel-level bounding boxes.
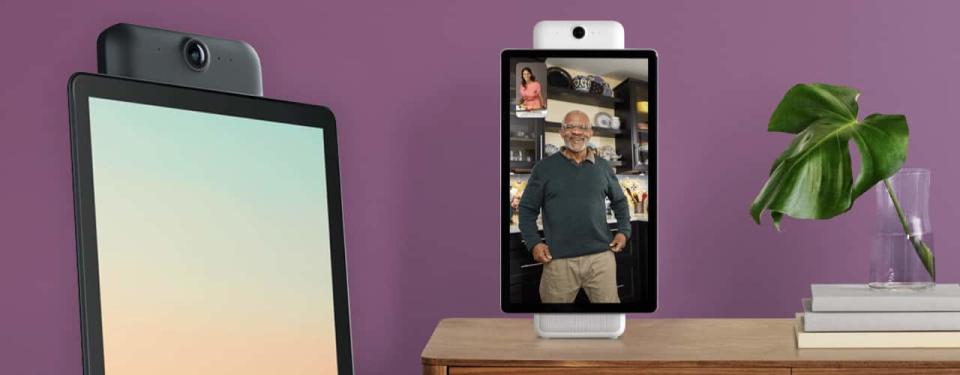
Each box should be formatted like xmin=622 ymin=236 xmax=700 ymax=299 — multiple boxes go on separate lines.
xmin=796 ymin=331 xmax=960 ymax=348
xmin=811 ymin=298 xmax=960 ymax=312
xmin=804 ymin=312 xmax=960 ymax=332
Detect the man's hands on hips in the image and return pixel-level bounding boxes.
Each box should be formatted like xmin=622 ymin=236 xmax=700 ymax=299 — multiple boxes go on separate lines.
xmin=609 ymin=233 xmax=627 ymax=252
xmin=534 ymin=235 xmax=625 ymax=262
xmin=532 ymin=242 xmax=552 ymax=263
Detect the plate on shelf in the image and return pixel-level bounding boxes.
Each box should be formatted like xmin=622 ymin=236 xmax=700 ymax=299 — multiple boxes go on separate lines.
xmin=589 ymin=75 xmax=613 ymax=97
xmin=594 ymin=112 xmax=613 ymax=128
xmin=544 ymin=144 xmax=560 ymax=156
xmin=572 ymin=75 xmax=591 ymax=92
xmin=599 ymin=145 xmax=621 ymax=162
xmin=547 ymin=67 xmax=572 ymax=89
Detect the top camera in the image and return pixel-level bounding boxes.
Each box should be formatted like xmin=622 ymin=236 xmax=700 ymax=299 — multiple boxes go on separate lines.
xmin=572 ymin=26 xmax=586 ymax=39
xmin=183 ymin=39 xmax=209 ymax=71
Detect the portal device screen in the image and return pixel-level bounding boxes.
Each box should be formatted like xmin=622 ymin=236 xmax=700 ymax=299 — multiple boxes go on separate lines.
xmin=505 ymin=55 xmax=655 ymax=311
xmin=88 ymin=97 xmax=338 ymax=374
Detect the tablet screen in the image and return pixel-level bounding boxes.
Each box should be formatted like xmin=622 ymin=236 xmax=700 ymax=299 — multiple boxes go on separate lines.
xmin=502 ymin=51 xmax=657 ymax=313
xmin=87 ymin=97 xmax=338 ymax=374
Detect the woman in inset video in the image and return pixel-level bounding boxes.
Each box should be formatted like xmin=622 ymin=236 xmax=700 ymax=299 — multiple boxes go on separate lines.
xmin=519 ymin=67 xmax=545 ymax=110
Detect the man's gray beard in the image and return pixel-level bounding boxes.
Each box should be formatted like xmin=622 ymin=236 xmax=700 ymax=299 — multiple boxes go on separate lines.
xmin=564 ymin=139 xmax=588 ymax=152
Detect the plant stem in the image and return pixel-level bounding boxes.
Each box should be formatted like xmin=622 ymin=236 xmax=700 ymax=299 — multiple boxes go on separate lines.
xmin=883 ymin=179 xmax=912 ymax=236
xmin=882 ymin=178 xmax=936 ymax=280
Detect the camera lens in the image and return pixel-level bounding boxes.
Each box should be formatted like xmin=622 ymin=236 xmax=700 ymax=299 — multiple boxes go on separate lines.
xmin=183 ymin=39 xmax=209 ymax=71
xmin=572 ymin=26 xmax=586 ymax=39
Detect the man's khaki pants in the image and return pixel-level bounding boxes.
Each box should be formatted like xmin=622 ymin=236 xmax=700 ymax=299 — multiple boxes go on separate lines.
xmin=539 ymin=250 xmax=620 ymax=303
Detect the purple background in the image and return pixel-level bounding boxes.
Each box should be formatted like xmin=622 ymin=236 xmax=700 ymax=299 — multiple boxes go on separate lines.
xmin=3 ymin=0 xmax=960 ymax=373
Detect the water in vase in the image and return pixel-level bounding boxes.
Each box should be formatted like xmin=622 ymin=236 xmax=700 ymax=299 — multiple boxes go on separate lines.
xmin=869 ymin=232 xmax=934 ymax=289
xmin=869 ymin=169 xmax=934 ymax=290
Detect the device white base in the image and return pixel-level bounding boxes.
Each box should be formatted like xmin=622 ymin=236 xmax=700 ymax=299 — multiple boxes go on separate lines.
xmin=534 ymin=313 xmax=625 ymax=338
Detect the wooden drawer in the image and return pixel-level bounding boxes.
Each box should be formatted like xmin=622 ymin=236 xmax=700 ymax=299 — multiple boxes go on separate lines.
xmin=793 ymin=369 xmax=960 ymax=375
xmin=447 ymin=367 xmax=790 ymax=375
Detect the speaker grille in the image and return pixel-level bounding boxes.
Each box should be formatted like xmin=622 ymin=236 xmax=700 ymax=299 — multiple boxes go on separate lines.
xmin=537 ymin=314 xmax=623 ymax=334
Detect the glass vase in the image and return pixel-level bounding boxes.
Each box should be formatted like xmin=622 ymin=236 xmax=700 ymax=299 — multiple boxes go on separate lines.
xmin=869 ymin=168 xmax=935 ymax=289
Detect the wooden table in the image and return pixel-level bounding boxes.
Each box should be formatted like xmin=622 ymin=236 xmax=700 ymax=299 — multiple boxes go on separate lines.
xmin=421 ymin=318 xmax=960 ymax=374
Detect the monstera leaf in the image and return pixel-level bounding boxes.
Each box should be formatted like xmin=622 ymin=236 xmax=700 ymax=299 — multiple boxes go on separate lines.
xmin=750 ymin=83 xmax=934 ymax=278
xmin=751 ymin=83 xmax=907 ymax=227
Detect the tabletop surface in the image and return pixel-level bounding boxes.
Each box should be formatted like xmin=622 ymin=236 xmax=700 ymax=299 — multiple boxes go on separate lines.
xmin=421 ymin=318 xmax=960 ymax=368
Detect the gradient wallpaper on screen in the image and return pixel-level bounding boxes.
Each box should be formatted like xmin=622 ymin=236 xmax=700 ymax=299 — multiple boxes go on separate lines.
xmin=88 ymin=97 xmax=338 ymax=374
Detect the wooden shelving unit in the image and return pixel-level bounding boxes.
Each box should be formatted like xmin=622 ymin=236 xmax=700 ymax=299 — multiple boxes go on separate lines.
xmin=614 ymin=78 xmax=652 ymax=174
xmin=546 ymin=86 xmax=621 ymax=108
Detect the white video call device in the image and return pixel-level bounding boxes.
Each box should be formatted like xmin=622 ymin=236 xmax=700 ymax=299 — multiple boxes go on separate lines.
xmin=531 ymin=20 xmax=627 ymax=339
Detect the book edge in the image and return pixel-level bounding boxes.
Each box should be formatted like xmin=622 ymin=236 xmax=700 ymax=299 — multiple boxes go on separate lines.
xmin=796 ymin=315 xmax=960 ymax=348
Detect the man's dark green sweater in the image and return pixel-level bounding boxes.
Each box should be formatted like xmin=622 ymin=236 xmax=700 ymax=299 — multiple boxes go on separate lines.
xmin=518 ymin=148 xmax=631 ymax=259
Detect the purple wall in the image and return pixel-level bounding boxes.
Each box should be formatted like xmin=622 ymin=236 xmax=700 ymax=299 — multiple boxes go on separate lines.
xmin=3 ymin=0 xmax=960 ymax=373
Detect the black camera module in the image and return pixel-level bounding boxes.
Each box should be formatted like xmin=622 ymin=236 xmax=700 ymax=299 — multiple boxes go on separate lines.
xmin=183 ymin=39 xmax=209 ymax=71
xmin=572 ymin=26 xmax=586 ymax=39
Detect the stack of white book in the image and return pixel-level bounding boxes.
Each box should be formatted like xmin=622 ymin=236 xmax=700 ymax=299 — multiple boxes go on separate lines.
xmin=796 ymin=284 xmax=960 ymax=348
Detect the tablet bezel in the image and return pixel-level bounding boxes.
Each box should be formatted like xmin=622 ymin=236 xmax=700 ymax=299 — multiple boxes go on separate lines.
xmin=68 ymin=73 xmax=353 ymax=375
xmin=500 ymin=49 xmax=658 ymax=313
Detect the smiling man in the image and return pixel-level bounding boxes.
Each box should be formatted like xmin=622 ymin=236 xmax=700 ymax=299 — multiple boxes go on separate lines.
xmin=518 ymin=110 xmax=631 ymax=303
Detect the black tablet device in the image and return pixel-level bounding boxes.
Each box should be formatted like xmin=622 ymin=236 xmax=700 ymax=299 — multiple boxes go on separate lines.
xmin=68 ymin=73 xmax=352 ymax=374
xmin=502 ymin=50 xmax=657 ymax=313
